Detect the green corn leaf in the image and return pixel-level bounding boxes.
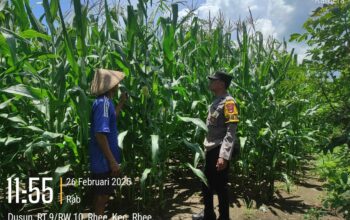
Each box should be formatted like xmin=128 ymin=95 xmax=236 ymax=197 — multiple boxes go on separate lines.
xmin=141 ymin=168 xmax=152 ymax=191
xmin=0 ymin=98 xmax=14 ymax=110
xmin=118 ymin=131 xmax=128 ymax=149
xmin=57 ymin=0 xmax=79 ymax=77
xmin=151 ymin=134 xmax=159 ymax=164
xmin=55 ymin=164 xmax=70 ymax=175
xmin=194 ymin=152 xmax=201 ymax=168
xmin=10 ymin=0 xmax=30 ymax=30
xmin=0 ymin=33 xmax=11 ymax=56
xmin=24 ymin=0 xmax=46 ymax=33
xmin=177 ymin=115 xmax=208 ymax=131
xmin=73 ymin=0 xmax=87 ymax=57
xmin=20 ymin=29 xmax=51 ymax=41
xmin=0 ymin=31 xmax=17 ymax=65
xmin=171 ymin=4 xmax=178 ymax=27
xmin=54 ymin=164 xmax=71 ymax=185
xmin=186 ymin=163 xmax=208 ymax=186
xmin=0 ymin=136 xmax=22 ymax=146
xmin=239 ymin=136 xmax=247 ymax=150
xmin=64 ymin=135 xmax=79 ymax=159
xmin=0 ymin=114 xmax=27 ymax=125
xmin=42 ymin=0 xmax=56 ymax=35
xmin=26 ymin=126 xmax=44 ymax=133
xmin=0 ymin=0 xmax=7 ymax=11
xmin=50 ymin=0 xmax=59 ymax=18
xmin=42 ymin=131 xmax=63 ymax=140
xmin=104 ymin=0 xmax=114 ymax=34
xmin=1 ymin=84 xmax=47 ymax=100
xmin=183 ymin=139 xmax=205 ymax=159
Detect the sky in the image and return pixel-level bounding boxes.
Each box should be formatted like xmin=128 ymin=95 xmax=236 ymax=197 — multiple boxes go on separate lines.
xmin=30 ymin=0 xmax=327 ymax=62
xmin=177 ymin=0 xmax=326 ymax=62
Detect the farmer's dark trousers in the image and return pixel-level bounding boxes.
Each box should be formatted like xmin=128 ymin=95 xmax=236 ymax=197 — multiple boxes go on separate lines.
xmin=202 ymin=146 xmax=229 ymax=220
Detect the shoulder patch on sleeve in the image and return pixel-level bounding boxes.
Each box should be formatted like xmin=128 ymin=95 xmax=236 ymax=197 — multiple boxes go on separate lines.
xmin=224 ymin=100 xmax=239 ymax=123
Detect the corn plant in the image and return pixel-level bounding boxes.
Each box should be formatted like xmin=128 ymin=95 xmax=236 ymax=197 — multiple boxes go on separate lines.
xmin=0 ymin=0 xmax=317 ymax=215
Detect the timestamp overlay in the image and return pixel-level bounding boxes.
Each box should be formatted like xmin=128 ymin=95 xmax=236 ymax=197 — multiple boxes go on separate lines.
xmin=5 ymin=176 xmax=153 ymax=220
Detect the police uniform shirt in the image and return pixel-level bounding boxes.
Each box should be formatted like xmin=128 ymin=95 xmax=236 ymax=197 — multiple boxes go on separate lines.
xmin=203 ymin=93 xmax=239 ymax=160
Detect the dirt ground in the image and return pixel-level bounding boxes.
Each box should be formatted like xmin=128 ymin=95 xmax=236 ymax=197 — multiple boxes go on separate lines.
xmin=164 ymin=169 xmax=343 ymax=220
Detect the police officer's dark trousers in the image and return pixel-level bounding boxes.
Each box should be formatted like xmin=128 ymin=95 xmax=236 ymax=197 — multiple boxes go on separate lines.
xmin=202 ymin=146 xmax=229 ymax=220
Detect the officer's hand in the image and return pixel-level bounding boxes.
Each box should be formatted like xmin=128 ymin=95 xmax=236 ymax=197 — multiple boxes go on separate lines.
xmin=216 ymin=157 xmax=227 ymax=171
xmin=110 ymin=161 xmax=121 ymax=177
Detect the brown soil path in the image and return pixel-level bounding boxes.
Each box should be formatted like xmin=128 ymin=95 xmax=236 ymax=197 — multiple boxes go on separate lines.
xmin=164 ymin=169 xmax=343 ymax=220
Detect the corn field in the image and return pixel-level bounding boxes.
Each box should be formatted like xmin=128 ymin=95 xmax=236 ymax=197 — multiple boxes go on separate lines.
xmin=1 ymin=0 xmax=349 ymax=218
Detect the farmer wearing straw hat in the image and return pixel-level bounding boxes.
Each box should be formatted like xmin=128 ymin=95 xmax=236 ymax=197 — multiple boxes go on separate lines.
xmin=193 ymin=71 xmax=239 ymax=220
xmin=89 ymin=69 xmax=127 ymax=215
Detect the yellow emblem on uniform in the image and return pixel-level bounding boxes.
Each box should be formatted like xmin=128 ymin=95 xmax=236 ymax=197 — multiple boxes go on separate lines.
xmin=224 ymin=100 xmax=239 ymax=123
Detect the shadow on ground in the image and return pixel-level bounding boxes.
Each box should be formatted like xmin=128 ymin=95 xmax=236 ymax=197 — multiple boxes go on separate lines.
xmin=161 ymin=162 xmax=342 ymax=220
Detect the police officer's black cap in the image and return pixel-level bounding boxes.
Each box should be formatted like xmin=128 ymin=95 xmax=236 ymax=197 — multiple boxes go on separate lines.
xmin=208 ymin=71 xmax=233 ymax=87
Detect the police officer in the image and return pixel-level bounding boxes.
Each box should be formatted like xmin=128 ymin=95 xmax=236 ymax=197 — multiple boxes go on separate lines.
xmin=193 ymin=71 xmax=239 ymax=220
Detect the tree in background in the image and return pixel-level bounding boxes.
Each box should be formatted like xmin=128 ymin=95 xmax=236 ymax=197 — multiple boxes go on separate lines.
xmin=291 ymin=0 xmax=350 ymax=216
xmin=291 ymin=0 xmax=350 ymax=151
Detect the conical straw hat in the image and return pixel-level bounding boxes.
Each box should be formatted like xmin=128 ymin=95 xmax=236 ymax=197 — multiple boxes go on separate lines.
xmin=91 ymin=69 xmax=125 ymax=96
